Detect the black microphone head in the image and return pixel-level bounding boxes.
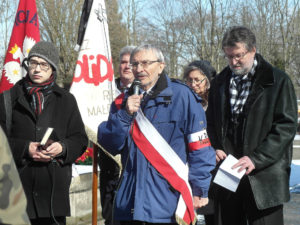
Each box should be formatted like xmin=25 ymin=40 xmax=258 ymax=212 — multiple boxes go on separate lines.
xmin=133 ymin=79 xmax=141 ymax=86
xmin=132 ymin=79 xmax=141 ymax=95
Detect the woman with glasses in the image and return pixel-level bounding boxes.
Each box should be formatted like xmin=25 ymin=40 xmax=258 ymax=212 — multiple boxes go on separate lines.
xmin=184 ymin=60 xmax=218 ymax=225
xmin=184 ymin=60 xmax=216 ymax=111
xmin=0 ymin=41 xmax=88 ymax=225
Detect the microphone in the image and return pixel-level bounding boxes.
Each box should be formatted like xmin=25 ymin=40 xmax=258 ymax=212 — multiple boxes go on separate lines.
xmin=132 ymin=79 xmax=141 ymax=95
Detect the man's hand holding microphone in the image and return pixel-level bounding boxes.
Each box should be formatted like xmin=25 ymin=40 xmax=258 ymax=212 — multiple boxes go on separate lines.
xmin=126 ymin=80 xmax=143 ymax=116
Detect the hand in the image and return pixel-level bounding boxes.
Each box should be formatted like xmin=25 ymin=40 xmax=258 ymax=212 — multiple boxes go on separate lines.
xmin=193 ymin=196 xmax=209 ymax=209
xmin=232 ymin=156 xmax=255 ymax=175
xmin=40 ymin=142 xmax=63 ymax=159
xmin=29 ymin=142 xmax=51 ymax=162
xmin=216 ymin=149 xmax=227 ymax=163
xmin=126 ymin=94 xmax=143 ymax=115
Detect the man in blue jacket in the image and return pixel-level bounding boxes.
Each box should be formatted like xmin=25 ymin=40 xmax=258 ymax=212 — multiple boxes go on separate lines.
xmin=98 ymin=44 xmax=215 ymax=225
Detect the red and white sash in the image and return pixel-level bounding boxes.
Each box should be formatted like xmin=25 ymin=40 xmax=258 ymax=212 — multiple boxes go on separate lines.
xmin=132 ymin=109 xmax=196 ymax=225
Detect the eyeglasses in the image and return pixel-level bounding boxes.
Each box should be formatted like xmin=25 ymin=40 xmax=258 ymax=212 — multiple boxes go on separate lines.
xmin=224 ymin=51 xmax=248 ymax=61
xmin=129 ymin=60 xmax=160 ymax=69
xmin=28 ymin=60 xmax=51 ymax=71
xmin=186 ymin=77 xmax=207 ymax=85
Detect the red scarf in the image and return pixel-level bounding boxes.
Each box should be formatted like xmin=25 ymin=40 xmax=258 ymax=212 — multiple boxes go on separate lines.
xmin=24 ymin=74 xmax=55 ymax=115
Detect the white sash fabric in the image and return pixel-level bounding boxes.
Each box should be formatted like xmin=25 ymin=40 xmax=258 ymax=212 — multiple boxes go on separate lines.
xmin=132 ymin=109 xmax=196 ymax=225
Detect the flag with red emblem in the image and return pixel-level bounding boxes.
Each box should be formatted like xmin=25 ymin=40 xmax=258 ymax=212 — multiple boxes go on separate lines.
xmin=70 ymin=0 xmax=116 ymax=143
xmin=0 ymin=0 xmax=40 ymax=93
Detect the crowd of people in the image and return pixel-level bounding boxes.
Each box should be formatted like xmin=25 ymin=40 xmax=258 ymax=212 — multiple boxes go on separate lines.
xmin=0 ymin=25 xmax=298 ymax=225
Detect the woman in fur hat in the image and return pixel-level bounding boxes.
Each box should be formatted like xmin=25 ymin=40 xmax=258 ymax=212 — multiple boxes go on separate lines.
xmin=184 ymin=60 xmax=216 ymax=111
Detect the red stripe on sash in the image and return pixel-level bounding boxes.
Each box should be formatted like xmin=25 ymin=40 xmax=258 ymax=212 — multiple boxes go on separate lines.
xmin=188 ymin=138 xmax=211 ymax=151
xmin=184 ymin=210 xmax=191 ymax=224
xmin=132 ymin=121 xmax=195 ymax=224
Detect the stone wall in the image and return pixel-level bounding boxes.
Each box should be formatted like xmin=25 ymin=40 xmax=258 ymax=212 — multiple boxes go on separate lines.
xmin=67 ymin=172 xmax=102 ymax=225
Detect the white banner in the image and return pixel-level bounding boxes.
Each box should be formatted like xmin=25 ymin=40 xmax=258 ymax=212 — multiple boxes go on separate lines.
xmin=70 ymin=0 xmax=116 ymax=143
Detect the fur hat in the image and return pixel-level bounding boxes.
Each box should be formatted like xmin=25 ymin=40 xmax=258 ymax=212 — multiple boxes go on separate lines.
xmin=187 ymin=60 xmax=216 ymax=81
xmin=28 ymin=41 xmax=59 ymax=71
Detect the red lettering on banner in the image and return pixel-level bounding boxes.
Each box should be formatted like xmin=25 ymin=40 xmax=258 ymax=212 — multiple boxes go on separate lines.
xmin=73 ymin=54 xmax=114 ymax=86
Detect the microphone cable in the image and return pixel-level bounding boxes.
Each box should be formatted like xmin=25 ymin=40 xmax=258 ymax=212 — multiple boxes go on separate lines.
xmin=49 ymin=159 xmax=61 ymax=225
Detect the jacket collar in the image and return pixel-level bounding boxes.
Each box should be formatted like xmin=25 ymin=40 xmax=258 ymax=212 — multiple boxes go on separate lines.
xmin=242 ymin=54 xmax=274 ymax=116
xmin=139 ymin=73 xmax=173 ymax=110
xmin=149 ymin=72 xmax=172 ymax=97
xmin=127 ymin=72 xmax=173 ymax=105
xmin=147 ymin=72 xmax=172 ymax=104
xmin=13 ymin=78 xmax=62 ymax=120
xmin=252 ymin=53 xmax=274 ymax=87
xmin=15 ymin=77 xmax=64 ymax=96
xmin=52 ymin=83 xmax=65 ymax=96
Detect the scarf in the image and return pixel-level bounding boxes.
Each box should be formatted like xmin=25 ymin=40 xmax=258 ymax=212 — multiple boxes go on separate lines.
xmin=24 ymin=74 xmax=55 ymax=115
xmin=229 ymin=59 xmax=257 ymax=122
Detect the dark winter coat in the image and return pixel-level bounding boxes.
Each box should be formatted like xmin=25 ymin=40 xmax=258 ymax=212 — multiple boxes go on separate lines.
xmin=206 ymin=54 xmax=298 ymax=210
xmin=0 ymin=79 xmax=88 ymax=218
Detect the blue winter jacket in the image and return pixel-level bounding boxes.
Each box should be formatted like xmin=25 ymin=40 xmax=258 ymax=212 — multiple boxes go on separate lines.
xmin=98 ymin=74 xmax=215 ymax=223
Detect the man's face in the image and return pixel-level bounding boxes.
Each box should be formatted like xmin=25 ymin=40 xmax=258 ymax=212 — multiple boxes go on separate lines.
xmin=131 ymin=49 xmax=165 ymax=91
xmin=28 ymin=56 xmax=53 ymax=84
xmin=224 ymin=42 xmax=256 ymax=75
xmin=119 ymin=53 xmax=134 ymax=82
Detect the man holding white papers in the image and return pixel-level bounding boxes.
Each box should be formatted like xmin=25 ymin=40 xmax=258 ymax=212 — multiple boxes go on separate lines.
xmin=207 ymin=26 xmax=298 ymax=225
xmin=98 ymin=44 xmax=215 ymax=225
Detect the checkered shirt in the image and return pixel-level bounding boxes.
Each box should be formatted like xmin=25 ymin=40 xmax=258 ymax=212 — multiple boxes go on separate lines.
xmin=229 ymin=59 xmax=257 ymax=123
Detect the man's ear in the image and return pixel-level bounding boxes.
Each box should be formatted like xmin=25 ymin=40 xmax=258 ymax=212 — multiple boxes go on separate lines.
xmin=158 ymin=62 xmax=165 ymax=74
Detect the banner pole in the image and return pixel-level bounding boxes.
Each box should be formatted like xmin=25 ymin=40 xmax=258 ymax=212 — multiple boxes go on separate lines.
xmin=92 ymin=143 xmax=98 ymax=225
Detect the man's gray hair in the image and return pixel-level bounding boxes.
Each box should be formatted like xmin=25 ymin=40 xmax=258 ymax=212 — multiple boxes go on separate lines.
xmin=119 ymin=45 xmax=136 ymax=61
xmin=130 ymin=44 xmax=165 ymax=63
xmin=222 ymin=26 xmax=256 ymax=51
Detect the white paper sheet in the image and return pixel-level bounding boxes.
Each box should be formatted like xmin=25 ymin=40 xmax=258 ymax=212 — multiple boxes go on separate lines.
xmin=213 ymin=154 xmax=246 ymax=192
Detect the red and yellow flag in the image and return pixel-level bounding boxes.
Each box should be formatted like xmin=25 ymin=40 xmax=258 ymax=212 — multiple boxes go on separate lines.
xmin=0 ymin=0 xmax=40 ymax=93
